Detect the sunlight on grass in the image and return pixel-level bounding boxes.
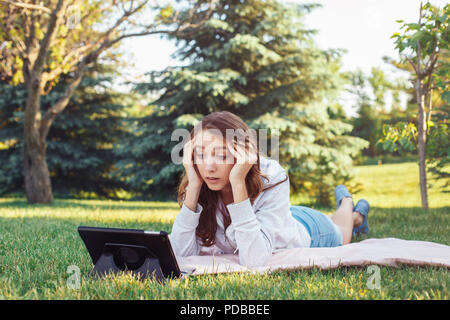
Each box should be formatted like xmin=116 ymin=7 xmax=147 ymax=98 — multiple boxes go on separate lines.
xmin=352 ymin=162 xmax=450 ymax=208
xmin=0 ymin=161 xmax=449 ymax=299
xmin=0 ymin=198 xmax=179 ymax=228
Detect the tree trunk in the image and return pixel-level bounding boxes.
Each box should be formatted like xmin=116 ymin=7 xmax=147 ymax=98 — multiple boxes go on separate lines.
xmin=416 ymin=80 xmax=428 ymax=210
xmin=23 ymin=78 xmax=53 ymax=204
xmin=23 ymin=137 xmax=53 ymax=204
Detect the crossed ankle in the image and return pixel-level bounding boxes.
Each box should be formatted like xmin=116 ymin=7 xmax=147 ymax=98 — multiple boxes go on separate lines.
xmin=341 ymin=197 xmax=353 ymax=205
xmin=353 ymin=211 xmax=364 ymax=227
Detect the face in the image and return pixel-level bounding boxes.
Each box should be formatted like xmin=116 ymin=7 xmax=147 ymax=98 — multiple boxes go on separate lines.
xmin=193 ymin=129 xmax=235 ymax=191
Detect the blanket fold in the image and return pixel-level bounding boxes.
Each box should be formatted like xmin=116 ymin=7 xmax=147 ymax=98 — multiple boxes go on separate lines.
xmin=177 ymin=238 xmax=450 ymax=276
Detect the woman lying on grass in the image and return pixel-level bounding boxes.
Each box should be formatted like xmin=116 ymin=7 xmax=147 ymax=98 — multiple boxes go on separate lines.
xmin=169 ymin=111 xmax=370 ymax=267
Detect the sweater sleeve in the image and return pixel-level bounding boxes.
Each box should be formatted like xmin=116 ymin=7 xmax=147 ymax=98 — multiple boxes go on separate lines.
xmin=225 ymin=173 xmax=290 ymax=267
xmin=168 ymin=201 xmax=203 ymax=257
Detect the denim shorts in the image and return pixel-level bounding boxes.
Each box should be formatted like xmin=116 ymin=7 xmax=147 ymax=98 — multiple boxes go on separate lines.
xmin=290 ymin=205 xmax=343 ymax=247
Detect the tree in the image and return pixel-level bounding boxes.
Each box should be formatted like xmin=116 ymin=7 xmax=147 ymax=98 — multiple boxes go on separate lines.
xmin=0 ymin=0 xmax=215 ymax=203
xmin=426 ymin=104 xmax=449 ymax=192
xmin=117 ymin=0 xmax=369 ymax=205
xmin=347 ymin=68 xmax=385 ymax=157
xmin=347 ymin=66 xmax=412 ymax=158
xmin=0 ymin=63 xmax=133 ymax=198
xmin=381 ymin=1 xmax=449 ymax=209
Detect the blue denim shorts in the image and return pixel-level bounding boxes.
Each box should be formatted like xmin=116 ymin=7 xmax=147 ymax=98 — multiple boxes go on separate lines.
xmin=290 ymin=205 xmax=343 ymax=247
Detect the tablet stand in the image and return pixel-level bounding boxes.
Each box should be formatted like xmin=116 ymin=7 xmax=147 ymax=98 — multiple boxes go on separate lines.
xmin=89 ymin=243 xmax=166 ymax=282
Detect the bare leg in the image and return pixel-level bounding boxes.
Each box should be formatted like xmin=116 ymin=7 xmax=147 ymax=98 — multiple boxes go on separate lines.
xmin=330 ymin=197 xmax=364 ymax=245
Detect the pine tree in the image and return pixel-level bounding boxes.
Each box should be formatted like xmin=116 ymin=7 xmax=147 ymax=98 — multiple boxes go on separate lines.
xmin=118 ymin=0 xmax=369 ymax=204
xmin=0 ymin=64 xmax=131 ymax=198
xmin=0 ymin=81 xmax=24 ymax=196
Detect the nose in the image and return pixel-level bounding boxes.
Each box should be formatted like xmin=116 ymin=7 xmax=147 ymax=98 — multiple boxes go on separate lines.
xmin=204 ymin=154 xmax=217 ymax=170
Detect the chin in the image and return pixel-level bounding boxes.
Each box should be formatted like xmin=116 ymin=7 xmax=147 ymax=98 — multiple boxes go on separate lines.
xmin=206 ymin=183 xmax=223 ymax=191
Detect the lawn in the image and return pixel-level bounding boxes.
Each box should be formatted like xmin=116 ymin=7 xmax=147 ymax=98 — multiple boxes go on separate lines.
xmin=0 ymin=161 xmax=448 ymax=299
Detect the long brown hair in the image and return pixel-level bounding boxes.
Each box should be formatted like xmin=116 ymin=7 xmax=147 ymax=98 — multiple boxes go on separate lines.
xmin=177 ymin=111 xmax=288 ymax=247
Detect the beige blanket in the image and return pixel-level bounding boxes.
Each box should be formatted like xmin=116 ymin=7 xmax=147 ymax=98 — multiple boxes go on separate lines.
xmin=177 ymin=238 xmax=450 ymax=276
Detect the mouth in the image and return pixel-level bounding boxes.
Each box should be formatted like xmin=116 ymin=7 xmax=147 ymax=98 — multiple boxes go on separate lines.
xmin=205 ymin=177 xmax=220 ymax=183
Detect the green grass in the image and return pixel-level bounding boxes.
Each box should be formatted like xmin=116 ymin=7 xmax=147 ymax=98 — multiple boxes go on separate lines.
xmin=352 ymin=162 xmax=450 ymax=208
xmin=0 ymin=161 xmax=449 ymax=300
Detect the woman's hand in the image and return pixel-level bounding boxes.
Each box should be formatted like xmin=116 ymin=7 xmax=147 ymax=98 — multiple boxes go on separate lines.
xmin=182 ymin=136 xmax=204 ymax=190
xmin=228 ymin=139 xmax=258 ymax=185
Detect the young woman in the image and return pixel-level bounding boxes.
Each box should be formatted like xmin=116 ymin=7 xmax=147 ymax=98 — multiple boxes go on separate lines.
xmin=169 ymin=111 xmax=370 ymax=267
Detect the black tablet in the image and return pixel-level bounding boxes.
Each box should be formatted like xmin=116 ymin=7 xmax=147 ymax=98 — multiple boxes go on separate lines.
xmin=78 ymin=226 xmax=182 ymax=280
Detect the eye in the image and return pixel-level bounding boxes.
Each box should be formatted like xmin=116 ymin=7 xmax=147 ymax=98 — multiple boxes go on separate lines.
xmin=194 ymin=153 xmax=227 ymax=160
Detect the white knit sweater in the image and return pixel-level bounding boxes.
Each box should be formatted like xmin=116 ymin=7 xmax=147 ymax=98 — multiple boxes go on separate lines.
xmin=168 ymin=156 xmax=311 ymax=267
